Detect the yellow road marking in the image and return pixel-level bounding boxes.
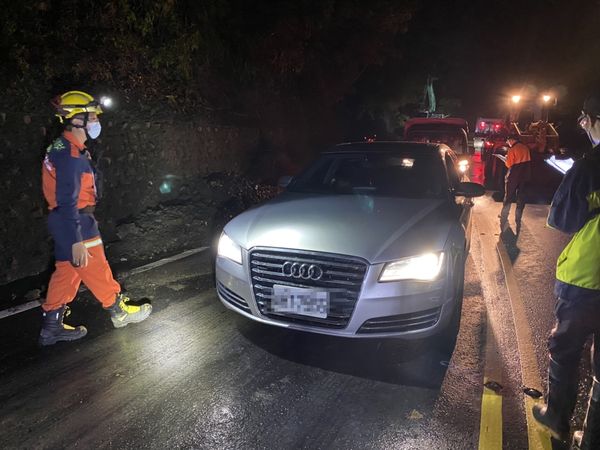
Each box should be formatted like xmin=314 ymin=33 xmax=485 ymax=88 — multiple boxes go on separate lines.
xmin=478 ymin=307 xmax=503 ymax=450
xmin=474 ymin=211 xmax=504 ymax=449
xmin=497 ymin=241 xmax=552 ymax=450
xmin=479 ymin=378 xmax=502 ymax=450
xmin=524 ymin=396 xmax=554 ymax=450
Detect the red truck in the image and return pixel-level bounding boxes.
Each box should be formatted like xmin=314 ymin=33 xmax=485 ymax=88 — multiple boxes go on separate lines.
xmin=404 ymin=117 xmax=472 ymax=176
xmin=404 ymin=117 xmax=471 ymax=156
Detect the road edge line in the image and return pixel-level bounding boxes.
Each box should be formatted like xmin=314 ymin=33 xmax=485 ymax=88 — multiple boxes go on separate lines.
xmin=496 ymin=240 xmax=552 ymax=450
xmin=0 ymin=246 xmax=209 ymax=320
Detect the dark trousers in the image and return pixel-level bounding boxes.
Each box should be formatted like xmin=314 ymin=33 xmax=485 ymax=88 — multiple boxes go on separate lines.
xmin=549 ymin=296 xmax=600 ymax=378
xmin=503 ymin=177 xmax=527 ymax=208
xmin=542 ymin=296 xmax=600 ymax=439
xmin=500 ymin=177 xmax=528 ymax=228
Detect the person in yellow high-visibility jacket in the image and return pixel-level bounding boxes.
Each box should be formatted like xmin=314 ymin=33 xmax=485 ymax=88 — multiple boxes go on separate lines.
xmin=533 ymin=94 xmax=600 ymax=449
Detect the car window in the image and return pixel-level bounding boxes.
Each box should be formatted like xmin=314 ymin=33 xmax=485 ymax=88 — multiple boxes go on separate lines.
xmin=444 ymin=153 xmax=461 ymax=190
xmin=407 ymin=124 xmax=467 ymax=135
xmin=288 ymin=151 xmax=448 ymax=198
xmin=407 ymin=131 xmax=468 ymax=154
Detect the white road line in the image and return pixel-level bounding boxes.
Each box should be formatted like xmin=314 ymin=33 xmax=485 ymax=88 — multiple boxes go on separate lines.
xmin=121 ymin=246 xmax=208 ymax=277
xmin=0 ymin=246 xmax=209 ymax=320
xmin=0 ymin=300 xmax=45 ymax=320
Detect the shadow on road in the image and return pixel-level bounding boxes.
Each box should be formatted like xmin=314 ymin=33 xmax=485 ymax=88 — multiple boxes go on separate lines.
xmin=236 ymin=318 xmax=453 ymax=389
xmin=500 ymin=226 xmax=521 ymax=263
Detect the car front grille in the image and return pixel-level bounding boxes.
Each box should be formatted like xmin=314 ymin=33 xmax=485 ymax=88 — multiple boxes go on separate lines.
xmin=217 ymin=281 xmax=251 ymax=314
xmin=357 ymin=307 xmax=441 ymax=334
xmin=249 ymin=248 xmax=368 ymax=328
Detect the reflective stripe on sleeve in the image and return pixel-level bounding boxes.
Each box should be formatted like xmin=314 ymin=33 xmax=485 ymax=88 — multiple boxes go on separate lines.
xmin=83 ymin=238 xmax=103 ymax=249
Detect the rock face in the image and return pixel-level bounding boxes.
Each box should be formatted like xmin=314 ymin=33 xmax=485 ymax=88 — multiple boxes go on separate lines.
xmin=0 ymin=112 xmax=264 ymax=287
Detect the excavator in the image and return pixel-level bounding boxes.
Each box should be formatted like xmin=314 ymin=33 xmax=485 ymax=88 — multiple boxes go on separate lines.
xmin=483 ymin=110 xmax=562 ymax=199
xmin=403 ymin=77 xmax=472 ymax=176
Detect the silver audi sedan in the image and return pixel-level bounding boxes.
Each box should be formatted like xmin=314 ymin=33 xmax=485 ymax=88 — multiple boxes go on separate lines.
xmin=215 ymin=142 xmax=484 ymax=339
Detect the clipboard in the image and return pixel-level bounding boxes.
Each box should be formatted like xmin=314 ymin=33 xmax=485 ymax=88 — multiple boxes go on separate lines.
xmin=494 ymin=154 xmax=507 ymax=163
xmin=545 ymin=156 xmax=574 ymax=175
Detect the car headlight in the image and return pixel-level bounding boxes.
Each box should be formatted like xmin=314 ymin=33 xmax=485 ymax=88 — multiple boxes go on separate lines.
xmin=458 ymin=160 xmax=469 ymax=173
xmin=379 ymin=252 xmax=444 ymax=282
xmin=217 ymin=232 xmax=243 ymax=264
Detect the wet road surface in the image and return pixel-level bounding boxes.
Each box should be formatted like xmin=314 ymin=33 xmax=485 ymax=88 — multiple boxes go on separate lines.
xmin=1 ymin=251 xmax=488 ymax=449
xmin=0 ymin=160 xmax=588 ymax=449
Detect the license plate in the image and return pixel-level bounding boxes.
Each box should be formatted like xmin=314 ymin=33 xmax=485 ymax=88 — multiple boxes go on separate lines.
xmin=271 ymin=285 xmax=329 ymax=319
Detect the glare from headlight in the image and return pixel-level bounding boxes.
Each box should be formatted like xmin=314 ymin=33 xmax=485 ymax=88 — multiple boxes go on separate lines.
xmin=458 ymin=160 xmax=469 ymax=173
xmin=217 ymin=233 xmax=243 ymax=264
xmin=379 ymin=252 xmax=444 ymax=282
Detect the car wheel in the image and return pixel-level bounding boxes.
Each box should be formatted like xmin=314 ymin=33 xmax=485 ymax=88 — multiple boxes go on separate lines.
xmin=437 ymin=253 xmax=465 ymax=352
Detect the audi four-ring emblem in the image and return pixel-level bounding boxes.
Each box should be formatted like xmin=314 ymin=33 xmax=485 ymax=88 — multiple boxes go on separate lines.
xmin=282 ymin=262 xmax=324 ymax=280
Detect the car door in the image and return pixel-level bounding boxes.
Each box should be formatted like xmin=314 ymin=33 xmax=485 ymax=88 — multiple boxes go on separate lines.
xmin=444 ymin=151 xmax=473 ymax=252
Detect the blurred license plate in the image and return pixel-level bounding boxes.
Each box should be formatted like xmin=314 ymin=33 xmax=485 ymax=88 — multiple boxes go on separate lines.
xmin=272 ymin=285 xmax=329 ymax=318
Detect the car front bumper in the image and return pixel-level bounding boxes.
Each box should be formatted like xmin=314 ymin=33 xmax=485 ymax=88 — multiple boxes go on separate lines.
xmin=215 ymin=252 xmax=457 ymax=339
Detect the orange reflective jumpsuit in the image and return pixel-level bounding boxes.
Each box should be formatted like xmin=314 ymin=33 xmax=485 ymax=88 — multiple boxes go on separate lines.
xmin=42 ymin=131 xmax=120 ymax=311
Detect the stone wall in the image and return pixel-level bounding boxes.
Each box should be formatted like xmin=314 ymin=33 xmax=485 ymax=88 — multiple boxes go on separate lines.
xmin=0 ymin=111 xmax=260 ymax=286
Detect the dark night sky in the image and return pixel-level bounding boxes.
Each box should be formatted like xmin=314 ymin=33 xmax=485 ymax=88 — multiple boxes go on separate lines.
xmin=343 ymin=0 xmax=600 ymax=146
xmin=2 ymin=1 xmax=599 ymax=148
xmin=404 ymin=0 xmax=600 ymax=121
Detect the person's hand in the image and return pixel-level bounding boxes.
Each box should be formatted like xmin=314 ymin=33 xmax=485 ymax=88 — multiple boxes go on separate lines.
xmin=72 ymin=242 xmax=91 ymax=268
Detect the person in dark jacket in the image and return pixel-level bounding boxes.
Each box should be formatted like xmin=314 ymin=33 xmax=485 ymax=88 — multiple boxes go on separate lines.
xmin=499 ymin=134 xmax=532 ymax=233
xmin=532 ymin=94 xmax=600 ymax=449
xmin=39 ymin=91 xmax=152 ymax=346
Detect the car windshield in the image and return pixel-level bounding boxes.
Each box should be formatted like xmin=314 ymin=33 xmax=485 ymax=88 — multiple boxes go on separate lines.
xmin=287 ymin=150 xmax=448 ymax=198
xmin=408 ymin=124 xmax=466 ymax=134
xmin=476 ymin=121 xmax=507 ymax=135
xmin=406 ymin=130 xmax=468 ymax=154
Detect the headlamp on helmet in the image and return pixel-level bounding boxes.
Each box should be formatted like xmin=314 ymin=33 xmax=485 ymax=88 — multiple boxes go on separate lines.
xmin=99 ymin=96 xmax=113 ymax=108
xmin=51 ymin=90 xmax=103 ymax=124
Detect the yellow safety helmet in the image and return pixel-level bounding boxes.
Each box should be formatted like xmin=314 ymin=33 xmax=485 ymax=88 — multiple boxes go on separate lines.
xmin=52 ymin=90 xmax=103 ymax=123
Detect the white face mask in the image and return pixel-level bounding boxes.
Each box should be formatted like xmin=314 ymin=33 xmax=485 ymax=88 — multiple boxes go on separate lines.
xmin=86 ymin=122 xmax=102 ymax=139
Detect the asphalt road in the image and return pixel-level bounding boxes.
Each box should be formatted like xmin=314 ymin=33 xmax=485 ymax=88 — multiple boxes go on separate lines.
xmin=0 ymin=167 xmax=589 ymax=449
xmin=0 ymin=249 xmax=481 ymax=449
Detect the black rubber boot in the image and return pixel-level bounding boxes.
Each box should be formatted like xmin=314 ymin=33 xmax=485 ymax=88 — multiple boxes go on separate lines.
xmin=106 ymin=293 xmax=152 ymax=328
xmin=38 ymin=305 xmax=87 ymax=346
xmin=571 ymin=379 xmax=600 ymax=450
xmin=532 ymin=359 xmax=578 ymax=442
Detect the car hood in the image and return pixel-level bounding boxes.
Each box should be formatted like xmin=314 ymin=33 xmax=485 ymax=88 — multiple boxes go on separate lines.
xmin=224 ymin=192 xmax=455 ymax=264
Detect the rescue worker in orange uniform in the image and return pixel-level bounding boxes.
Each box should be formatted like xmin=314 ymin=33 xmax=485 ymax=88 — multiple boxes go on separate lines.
xmin=499 ymin=133 xmax=532 ymax=233
xmin=39 ymin=91 xmax=151 ymax=346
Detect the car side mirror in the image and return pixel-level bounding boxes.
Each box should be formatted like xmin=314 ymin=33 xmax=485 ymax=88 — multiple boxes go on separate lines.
xmin=278 ymin=175 xmax=293 ymax=188
xmin=455 ymin=181 xmax=485 ymax=198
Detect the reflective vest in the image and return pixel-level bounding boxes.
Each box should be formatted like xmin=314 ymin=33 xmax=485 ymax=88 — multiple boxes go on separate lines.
xmin=548 ymin=149 xmax=600 ymax=298
xmin=505 ymin=142 xmax=532 ymax=182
